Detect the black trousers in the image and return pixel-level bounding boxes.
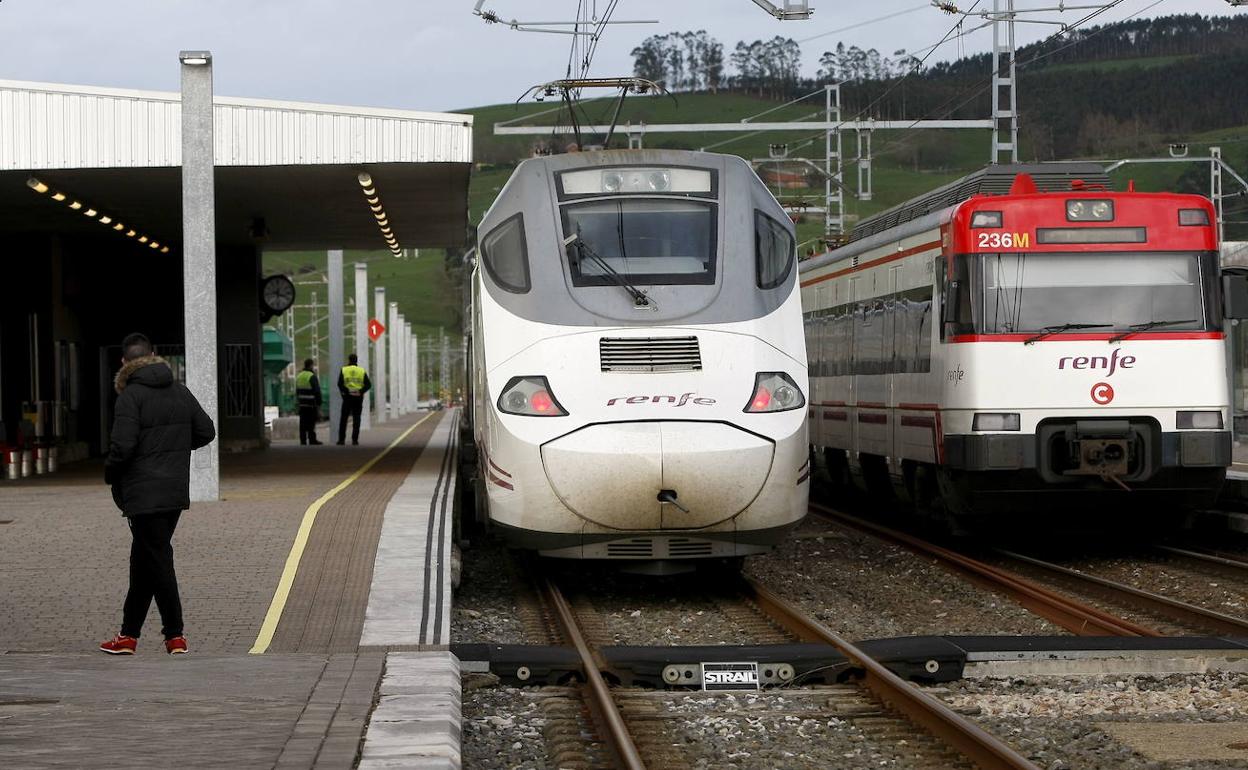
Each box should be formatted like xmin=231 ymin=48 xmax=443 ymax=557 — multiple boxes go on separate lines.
xmin=338 ymin=395 xmax=364 ymax=444
xmin=298 ymin=405 xmax=319 ymax=444
xmin=121 ymin=510 xmax=183 ymax=639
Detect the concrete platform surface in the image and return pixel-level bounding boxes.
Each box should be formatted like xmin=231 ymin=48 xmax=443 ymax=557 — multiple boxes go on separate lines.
xmin=0 ymin=409 xmax=463 ymax=769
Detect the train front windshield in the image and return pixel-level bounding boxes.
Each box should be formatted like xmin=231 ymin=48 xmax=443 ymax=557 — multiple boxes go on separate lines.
xmin=951 ymin=251 xmax=1220 ymax=334
xmin=562 ymin=199 xmax=717 ymax=286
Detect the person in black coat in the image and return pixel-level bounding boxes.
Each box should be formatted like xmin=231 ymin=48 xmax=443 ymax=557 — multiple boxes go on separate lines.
xmin=100 ymin=333 xmax=215 ymax=655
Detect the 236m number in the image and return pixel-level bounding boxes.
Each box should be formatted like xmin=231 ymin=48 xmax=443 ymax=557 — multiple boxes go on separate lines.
xmin=977 ymin=231 xmax=1030 ymax=249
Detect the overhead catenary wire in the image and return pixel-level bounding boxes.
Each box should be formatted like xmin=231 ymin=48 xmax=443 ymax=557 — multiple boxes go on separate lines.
xmin=869 ymin=0 xmax=1156 ymax=164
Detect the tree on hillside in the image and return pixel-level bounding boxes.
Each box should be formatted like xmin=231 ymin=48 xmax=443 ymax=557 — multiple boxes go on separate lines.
xmin=731 ymin=37 xmax=802 ymax=97
xmin=630 ymin=30 xmax=724 ymax=92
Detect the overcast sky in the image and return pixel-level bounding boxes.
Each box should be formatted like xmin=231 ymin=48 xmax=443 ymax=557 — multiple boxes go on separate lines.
xmin=0 ymin=1 xmax=1237 ymax=113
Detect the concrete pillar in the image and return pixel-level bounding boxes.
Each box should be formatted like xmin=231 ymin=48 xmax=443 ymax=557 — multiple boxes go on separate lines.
xmin=389 ymin=302 xmax=401 ymax=419
xmin=327 ymin=250 xmax=344 ymax=437
xmin=412 ymin=333 xmax=420 ymax=406
xmin=374 ymin=286 xmax=387 ymax=424
xmin=353 ymin=263 xmax=371 ymax=431
xmin=396 ymin=312 xmax=407 ymax=416
xmin=406 ymin=323 xmax=416 ymax=411
xmin=180 ymin=50 xmax=218 ymax=502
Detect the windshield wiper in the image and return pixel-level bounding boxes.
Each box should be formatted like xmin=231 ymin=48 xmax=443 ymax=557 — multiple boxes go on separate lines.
xmin=563 ymin=233 xmax=655 ymax=309
xmin=1023 ymin=323 xmax=1112 ymax=345
xmin=1108 ymin=319 xmax=1198 ymax=343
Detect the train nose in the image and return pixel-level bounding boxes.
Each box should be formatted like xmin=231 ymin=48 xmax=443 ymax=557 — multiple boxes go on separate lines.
xmin=540 ymin=422 xmax=774 ymax=530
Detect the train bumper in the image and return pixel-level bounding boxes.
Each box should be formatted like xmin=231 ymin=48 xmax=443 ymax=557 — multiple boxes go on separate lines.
xmin=540 ymin=421 xmax=773 ymax=530
xmin=944 ymin=428 xmax=1231 ymax=476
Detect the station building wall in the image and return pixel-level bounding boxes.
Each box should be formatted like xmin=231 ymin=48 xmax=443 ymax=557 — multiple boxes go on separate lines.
xmin=0 ymin=234 xmax=262 ymax=459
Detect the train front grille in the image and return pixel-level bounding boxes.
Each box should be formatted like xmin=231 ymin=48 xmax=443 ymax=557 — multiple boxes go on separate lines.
xmin=599 ymin=336 xmax=701 ymax=373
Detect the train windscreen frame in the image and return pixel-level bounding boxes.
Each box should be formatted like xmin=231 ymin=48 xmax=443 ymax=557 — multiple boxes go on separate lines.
xmin=947 ymin=251 xmax=1220 ymax=335
xmin=561 ymin=198 xmax=718 ymax=287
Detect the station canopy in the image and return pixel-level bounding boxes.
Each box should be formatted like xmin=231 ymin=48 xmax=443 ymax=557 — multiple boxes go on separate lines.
xmin=0 ymin=79 xmax=473 ymax=249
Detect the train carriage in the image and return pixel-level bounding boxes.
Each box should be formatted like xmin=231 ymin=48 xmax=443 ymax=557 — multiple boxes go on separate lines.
xmin=464 ymin=149 xmax=809 ymax=564
xmin=800 ymin=163 xmax=1247 ymax=520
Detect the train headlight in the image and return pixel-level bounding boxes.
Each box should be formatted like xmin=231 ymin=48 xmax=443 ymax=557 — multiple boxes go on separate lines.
xmin=1177 ymin=410 xmax=1223 ymax=430
xmin=744 ymin=372 xmax=805 ymax=413
xmin=1066 ymin=199 xmax=1114 ymax=221
xmin=602 ymin=173 xmax=623 ymax=193
xmin=1179 ymin=208 xmax=1210 ymax=226
xmin=972 ymin=412 xmax=1021 ymax=431
xmin=497 ymin=376 xmax=568 ymax=417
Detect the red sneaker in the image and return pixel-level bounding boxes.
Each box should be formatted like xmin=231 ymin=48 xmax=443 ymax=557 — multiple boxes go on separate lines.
xmin=164 ymin=636 xmax=189 ymax=655
xmin=99 ymin=634 xmax=138 ymax=655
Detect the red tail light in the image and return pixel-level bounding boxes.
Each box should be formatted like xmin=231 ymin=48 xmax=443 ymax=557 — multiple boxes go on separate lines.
xmin=530 ymin=390 xmax=555 ymax=413
xmin=497 ymin=376 xmax=568 ymax=417
xmin=750 ymin=386 xmax=772 ymax=411
xmin=743 ymin=372 xmax=804 ymax=413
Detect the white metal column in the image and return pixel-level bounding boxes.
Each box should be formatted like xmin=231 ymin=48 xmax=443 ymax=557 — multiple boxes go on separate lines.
xmin=857 ymin=129 xmax=873 ymax=202
xmin=353 ymin=262 xmax=371 ymax=431
xmin=180 ymin=50 xmax=218 ymax=502
xmin=397 ymin=322 xmax=406 ymax=412
xmin=991 ymin=0 xmax=1019 ymax=164
xmin=1213 ymin=146 xmax=1225 ymax=244
xmin=374 ymin=287 xmax=387 ymax=424
xmin=389 ymin=302 xmax=401 ymax=419
xmin=406 ymin=322 xmax=416 ymax=411
xmin=825 ymin=84 xmax=844 ymax=240
xmin=327 ymin=250 xmax=344 ymax=437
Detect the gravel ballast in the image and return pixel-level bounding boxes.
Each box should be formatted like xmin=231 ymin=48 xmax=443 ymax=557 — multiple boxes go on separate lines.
xmin=746 ymin=518 xmax=1062 ymax=640
xmin=931 ymin=671 xmax=1248 ymax=768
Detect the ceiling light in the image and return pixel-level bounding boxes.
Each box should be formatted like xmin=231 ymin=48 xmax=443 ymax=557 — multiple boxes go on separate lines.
xmin=69 ymin=201 xmax=82 ymax=210
xmin=179 ymin=51 xmax=211 ymax=66
xmin=126 ymin=230 xmax=136 ymax=237
xmin=357 ymin=172 xmax=374 ymax=187
xmin=149 ymin=241 xmax=160 ymax=249
xmin=113 ymin=223 xmax=125 ymax=231
xmin=26 ymin=178 xmax=49 ymax=194
xmin=83 ymin=208 xmax=97 ymax=217
xmin=99 ymin=215 xmax=113 ymax=224
xmin=160 ymin=247 xmax=170 ymax=253
xmin=138 ymin=235 xmax=148 ymax=243
xmin=51 ymin=192 xmax=66 ymax=201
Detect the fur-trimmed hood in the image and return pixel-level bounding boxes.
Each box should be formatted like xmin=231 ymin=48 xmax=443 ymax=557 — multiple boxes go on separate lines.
xmin=114 ymin=355 xmax=174 ymax=394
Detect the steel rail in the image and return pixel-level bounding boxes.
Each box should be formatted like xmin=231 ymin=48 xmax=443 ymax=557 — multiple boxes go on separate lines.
xmin=741 ymin=577 xmax=1041 ymax=770
xmin=1156 ymin=545 xmax=1248 ymax=572
xmin=996 ymin=549 xmax=1248 ymax=636
xmin=541 ymin=575 xmax=646 ymax=770
xmin=810 ymin=504 xmax=1158 ymax=636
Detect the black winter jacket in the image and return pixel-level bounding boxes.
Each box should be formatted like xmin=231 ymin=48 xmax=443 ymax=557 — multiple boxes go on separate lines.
xmin=104 ymin=356 xmax=216 ymax=517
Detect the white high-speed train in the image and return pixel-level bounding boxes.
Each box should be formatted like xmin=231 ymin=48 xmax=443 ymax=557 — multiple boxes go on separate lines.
xmin=462 ymin=149 xmax=808 ymax=563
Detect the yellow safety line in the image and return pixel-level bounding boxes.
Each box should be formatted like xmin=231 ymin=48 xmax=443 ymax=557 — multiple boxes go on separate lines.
xmin=249 ymin=411 xmax=438 ymax=654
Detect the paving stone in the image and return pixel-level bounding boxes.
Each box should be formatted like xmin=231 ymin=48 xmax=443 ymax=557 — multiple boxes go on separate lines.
xmin=0 ymin=414 xmax=459 ymax=769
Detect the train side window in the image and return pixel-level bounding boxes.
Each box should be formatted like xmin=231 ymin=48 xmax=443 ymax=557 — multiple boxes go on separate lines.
xmin=480 ymin=213 xmax=531 ymax=294
xmin=755 ymin=211 xmax=795 ymax=290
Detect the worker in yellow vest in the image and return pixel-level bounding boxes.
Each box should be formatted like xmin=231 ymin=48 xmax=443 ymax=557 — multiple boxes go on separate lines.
xmin=336 ymin=353 xmax=372 ymax=445
xmin=295 ymin=359 xmax=323 ymax=445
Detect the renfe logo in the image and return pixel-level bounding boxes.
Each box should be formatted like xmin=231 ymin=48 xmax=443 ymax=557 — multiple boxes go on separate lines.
xmin=607 ymin=392 xmax=716 ymax=407
xmin=1057 ymin=348 xmax=1136 ymax=378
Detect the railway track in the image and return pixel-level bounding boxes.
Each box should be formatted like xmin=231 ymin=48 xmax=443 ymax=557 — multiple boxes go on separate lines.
xmin=526 ymin=559 xmax=1038 ymax=770
xmin=811 ymin=502 xmax=1248 ymax=637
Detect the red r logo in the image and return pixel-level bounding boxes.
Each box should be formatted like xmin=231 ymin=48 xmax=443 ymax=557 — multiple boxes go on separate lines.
xmin=1091 ymin=382 xmax=1114 ymax=405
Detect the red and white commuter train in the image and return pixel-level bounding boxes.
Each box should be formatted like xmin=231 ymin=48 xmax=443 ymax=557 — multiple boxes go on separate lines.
xmin=800 ymin=163 xmax=1246 ymax=520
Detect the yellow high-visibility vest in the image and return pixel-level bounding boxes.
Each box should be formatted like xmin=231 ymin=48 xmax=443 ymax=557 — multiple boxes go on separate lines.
xmin=341 ymin=365 xmax=366 ymax=394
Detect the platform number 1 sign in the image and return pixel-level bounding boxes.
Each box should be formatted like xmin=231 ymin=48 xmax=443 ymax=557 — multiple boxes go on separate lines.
xmin=368 ymin=319 xmax=386 ymax=342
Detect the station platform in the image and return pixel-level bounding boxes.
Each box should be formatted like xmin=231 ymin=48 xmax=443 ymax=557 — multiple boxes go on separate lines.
xmin=0 ymin=410 xmax=462 ymax=769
